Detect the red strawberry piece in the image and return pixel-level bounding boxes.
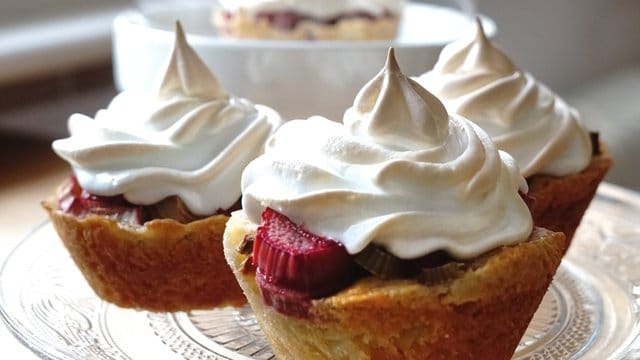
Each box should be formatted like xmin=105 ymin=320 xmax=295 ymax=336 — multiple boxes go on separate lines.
xmin=253 ymin=208 xmax=356 ymax=316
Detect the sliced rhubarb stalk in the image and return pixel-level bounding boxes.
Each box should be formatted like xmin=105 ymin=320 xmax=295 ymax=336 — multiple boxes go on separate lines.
xmin=56 ymin=175 xmax=238 ymax=225
xmin=253 ymin=208 xmax=356 ymax=305
xmin=256 ymin=270 xmax=312 ymax=318
xmin=353 ymin=244 xmax=408 ymax=279
xmin=416 ymin=262 xmax=466 ymax=286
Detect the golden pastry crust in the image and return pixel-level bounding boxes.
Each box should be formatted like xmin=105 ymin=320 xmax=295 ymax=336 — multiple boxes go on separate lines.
xmin=213 ymin=9 xmax=400 ymax=40
xmin=528 ymin=145 xmax=613 ymax=243
xmin=42 ymin=197 xmax=246 ymax=312
xmin=223 ymin=211 xmax=568 ymax=360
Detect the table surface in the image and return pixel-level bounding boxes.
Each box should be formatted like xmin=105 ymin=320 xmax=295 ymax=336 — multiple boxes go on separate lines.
xmin=0 ymin=135 xmax=68 ymax=359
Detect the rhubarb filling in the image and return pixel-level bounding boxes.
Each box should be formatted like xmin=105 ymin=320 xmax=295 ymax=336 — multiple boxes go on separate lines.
xmin=240 ymin=207 xmax=536 ymax=318
xmin=57 ymin=176 xmax=241 ymax=226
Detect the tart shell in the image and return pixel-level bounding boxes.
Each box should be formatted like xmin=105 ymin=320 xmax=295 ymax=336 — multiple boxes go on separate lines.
xmin=528 ymin=145 xmax=613 ymax=245
xmin=223 ymin=211 xmax=568 ymax=360
xmin=42 ymin=198 xmax=246 ymax=312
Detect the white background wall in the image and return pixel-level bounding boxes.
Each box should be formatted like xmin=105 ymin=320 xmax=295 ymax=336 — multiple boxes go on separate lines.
xmin=476 ymin=0 xmax=640 ymax=93
xmin=420 ymin=0 xmax=640 ymax=93
xmin=473 ymin=0 xmax=640 ymax=190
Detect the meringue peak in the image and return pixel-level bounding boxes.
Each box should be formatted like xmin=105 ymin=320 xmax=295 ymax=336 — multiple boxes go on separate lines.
xmin=435 ymin=17 xmax=516 ymax=76
xmin=419 ymin=16 xmax=592 ymax=178
xmin=158 ymin=22 xmax=226 ymax=100
xmin=347 ymin=48 xmax=449 ymax=150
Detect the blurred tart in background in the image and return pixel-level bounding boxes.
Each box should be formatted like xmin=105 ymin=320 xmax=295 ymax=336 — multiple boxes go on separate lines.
xmin=213 ymin=0 xmax=404 ymax=40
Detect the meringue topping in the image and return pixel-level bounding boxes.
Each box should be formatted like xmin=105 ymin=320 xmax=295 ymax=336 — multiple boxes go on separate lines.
xmin=418 ymin=18 xmax=592 ymax=177
xmin=345 ymin=49 xmax=449 ymax=150
xmin=53 ymin=22 xmax=283 ymax=216
xmin=242 ymin=48 xmax=532 ymax=259
xmin=158 ymin=23 xmax=225 ymax=100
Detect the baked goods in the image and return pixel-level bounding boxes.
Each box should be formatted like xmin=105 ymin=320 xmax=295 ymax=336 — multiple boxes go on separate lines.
xmin=223 ymin=48 xmax=567 ymax=359
xmin=417 ymin=18 xmax=612 ymax=242
xmin=42 ymin=23 xmax=283 ymax=312
xmin=213 ymin=0 xmax=404 ymax=40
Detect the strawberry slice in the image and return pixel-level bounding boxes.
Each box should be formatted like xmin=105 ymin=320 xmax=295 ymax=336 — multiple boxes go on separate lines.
xmin=253 ymin=208 xmax=356 ymax=316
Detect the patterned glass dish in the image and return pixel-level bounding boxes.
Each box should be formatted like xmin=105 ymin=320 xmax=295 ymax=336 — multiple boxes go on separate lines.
xmin=1 ymin=183 xmax=639 ymax=359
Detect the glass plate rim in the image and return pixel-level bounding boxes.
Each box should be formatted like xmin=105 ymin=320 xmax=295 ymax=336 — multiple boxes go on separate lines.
xmin=0 ymin=221 xmax=79 ymax=360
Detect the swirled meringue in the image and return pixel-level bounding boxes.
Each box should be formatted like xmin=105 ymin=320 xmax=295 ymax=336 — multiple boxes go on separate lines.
xmin=242 ymin=49 xmax=532 ymax=259
xmin=53 ymin=23 xmax=283 ymax=215
xmin=417 ymin=18 xmax=592 ymax=178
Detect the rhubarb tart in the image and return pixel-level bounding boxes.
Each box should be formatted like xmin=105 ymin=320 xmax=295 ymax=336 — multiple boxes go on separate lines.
xmin=417 ymin=18 xmax=612 ymax=243
xmin=42 ymin=23 xmax=283 ymax=312
xmin=223 ymin=49 xmax=567 ymax=360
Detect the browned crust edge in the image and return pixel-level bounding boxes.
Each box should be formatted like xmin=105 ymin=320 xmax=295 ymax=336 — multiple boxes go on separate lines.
xmin=224 ymin=212 xmax=567 ymax=360
xmin=42 ymin=198 xmax=246 ymax=312
xmin=528 ymin=146 xmax=613 ymax=243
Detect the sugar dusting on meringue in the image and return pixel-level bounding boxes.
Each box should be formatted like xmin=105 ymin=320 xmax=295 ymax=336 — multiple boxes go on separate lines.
xmin=418 ymin=18 xmax=592 ymax=178
xmin=53 ymin=22 xmax=283 ymax=215
xmin=242 ymin=48 xmax=532 ymax=260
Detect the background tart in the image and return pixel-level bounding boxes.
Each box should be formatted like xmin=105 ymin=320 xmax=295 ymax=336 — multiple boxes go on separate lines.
xmin=527 ymin=145 xmax=613 ymax=243
xmin=416 ymin=19 xmax=613 ymax=246
xmin=213 ymin=7 xmax=400 ymax=40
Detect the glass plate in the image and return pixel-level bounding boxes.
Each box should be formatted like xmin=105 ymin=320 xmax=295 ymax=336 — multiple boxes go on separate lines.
xmin=1 ymin=183 xmax=640 ymax=360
